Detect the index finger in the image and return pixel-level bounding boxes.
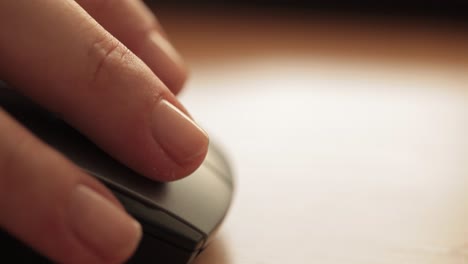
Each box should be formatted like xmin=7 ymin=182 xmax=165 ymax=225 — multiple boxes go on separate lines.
xmin=0 ymin=0 xmax=209 ymax=181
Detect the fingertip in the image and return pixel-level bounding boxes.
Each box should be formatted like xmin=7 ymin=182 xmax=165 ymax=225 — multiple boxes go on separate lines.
xmin=140 ymin=31 xmax=189 ymax=94
xmin=150 ymin=99 xmax=209 ymax=180
xmin=0 ymin=109 xmax=142 ymax=264
xmin=163 ymin=144 xmax=209 ymax=182
xmin=68 ymin=185 xmax=142 ymax=263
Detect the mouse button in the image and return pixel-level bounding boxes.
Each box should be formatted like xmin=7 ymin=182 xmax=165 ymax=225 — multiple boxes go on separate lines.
xmin=205 ymin=142 xmax=234 ymax=187
xmin=104 ymin=164 xmax=232 ymax=239
xmin=143 ymin=165 xmax=233 ymax=238
xmin=112 ymin=190 xmax=205 ymax=252
xmin=40 ymin=118 xmax=231 ymax=241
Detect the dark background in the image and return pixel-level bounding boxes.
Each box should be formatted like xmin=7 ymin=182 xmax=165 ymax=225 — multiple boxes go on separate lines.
xmin=145 ymin=0 xmax=468 ymax=22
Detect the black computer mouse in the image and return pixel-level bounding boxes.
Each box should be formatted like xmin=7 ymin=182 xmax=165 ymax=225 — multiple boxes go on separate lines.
xmin=0 ymin=82 xmax=234 ymax=264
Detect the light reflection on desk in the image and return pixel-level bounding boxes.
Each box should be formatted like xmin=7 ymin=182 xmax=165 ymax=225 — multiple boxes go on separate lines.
xmin=156 ymin=7 xmax=468 ymax=263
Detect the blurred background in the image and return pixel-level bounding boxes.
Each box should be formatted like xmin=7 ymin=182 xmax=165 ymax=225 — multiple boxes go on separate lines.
xmin=146 ymin=0 xmax=468 ymax=20
xmin=145 ymin=2 xmax=468 ymax=264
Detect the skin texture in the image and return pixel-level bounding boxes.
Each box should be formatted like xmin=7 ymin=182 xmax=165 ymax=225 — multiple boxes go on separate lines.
xmin=0 ymin=0 xmax=209 ymax=263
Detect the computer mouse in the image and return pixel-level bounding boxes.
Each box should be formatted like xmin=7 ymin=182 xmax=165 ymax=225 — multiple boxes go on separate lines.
xmin=0 ymin=82 xmax=234 ymax=264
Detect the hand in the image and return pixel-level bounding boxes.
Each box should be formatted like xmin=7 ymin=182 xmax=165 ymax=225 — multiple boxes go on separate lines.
xmin=0 ymin=1 xmax=209 ymax=263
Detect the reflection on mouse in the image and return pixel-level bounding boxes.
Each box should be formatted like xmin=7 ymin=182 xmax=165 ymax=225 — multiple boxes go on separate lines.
xmin=0 ymin=82 xmax=234 ymax=264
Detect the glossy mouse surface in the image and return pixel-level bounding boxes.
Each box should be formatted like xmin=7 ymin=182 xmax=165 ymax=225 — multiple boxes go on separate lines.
xmin=0 ymin=82 xmax=234 ymax=264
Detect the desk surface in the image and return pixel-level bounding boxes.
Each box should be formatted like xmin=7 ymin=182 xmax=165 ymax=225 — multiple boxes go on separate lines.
xmin=153 ymin=7 xmax=468 ymax=264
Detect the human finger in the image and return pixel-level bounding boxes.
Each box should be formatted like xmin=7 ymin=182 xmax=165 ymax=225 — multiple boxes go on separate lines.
xmin=0 ymin=0 xmax=209 ymax=182
xmin=0 ymin=109 xmax=142 ymax=264
xmin=77 ymin=0 xmax=188 ymax=94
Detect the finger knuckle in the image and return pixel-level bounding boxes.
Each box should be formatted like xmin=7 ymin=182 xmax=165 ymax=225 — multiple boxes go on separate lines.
xmin=87 ymin=33 xmax=131 ymax=85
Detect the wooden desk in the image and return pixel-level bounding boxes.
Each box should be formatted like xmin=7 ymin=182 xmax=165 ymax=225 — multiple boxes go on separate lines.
xmin=153 ymin=6 xmax=468 ymax=263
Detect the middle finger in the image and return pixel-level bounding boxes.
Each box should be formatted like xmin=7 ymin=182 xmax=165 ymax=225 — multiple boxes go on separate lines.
xmin=77 ymin=0 xmax=188 ymax=94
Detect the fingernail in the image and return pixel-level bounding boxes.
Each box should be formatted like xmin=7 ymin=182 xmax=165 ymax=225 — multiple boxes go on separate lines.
xmin=68 ymin=185 xmax=142 ymax=260
xmin=151 ymin=99 xmax=209 ymax=165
